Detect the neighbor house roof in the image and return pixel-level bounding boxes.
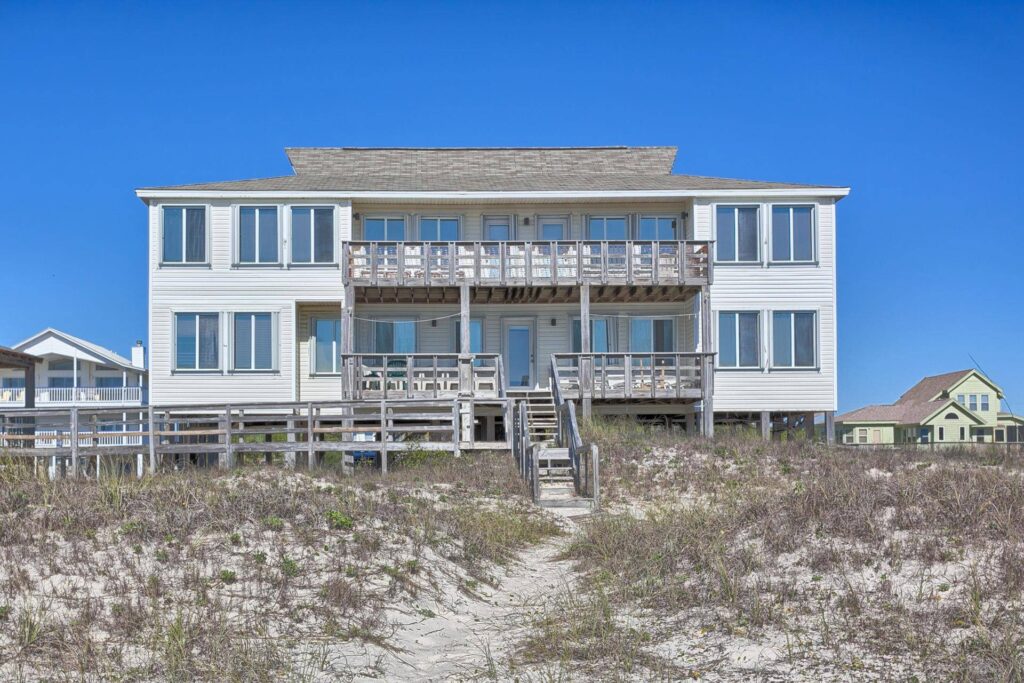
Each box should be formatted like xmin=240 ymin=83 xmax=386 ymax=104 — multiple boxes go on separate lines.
xmin=14 ymin=328 xmax=144 ymax=373
xmin=837 ymin=369 xmax=997 ymax=425
xmin=137 ymin=146 xmax=849 ymax=195
xmin=896 ymin=370 xmax=976 ymax=404
xmin=836 ymin=399 xmax=982 ymax=426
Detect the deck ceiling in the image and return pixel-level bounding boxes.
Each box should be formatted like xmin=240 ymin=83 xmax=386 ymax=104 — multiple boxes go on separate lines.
xmin=354 ymin=284 xmax=698 ymax=305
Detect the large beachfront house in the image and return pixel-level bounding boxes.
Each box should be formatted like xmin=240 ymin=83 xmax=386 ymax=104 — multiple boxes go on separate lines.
xmin=136 ymin=146 xmax=848 ymax=443
xmin=836 ymin=369 xmax=1024 ymax=445
xmin=0 ymin=328 xmax=146 ymax=408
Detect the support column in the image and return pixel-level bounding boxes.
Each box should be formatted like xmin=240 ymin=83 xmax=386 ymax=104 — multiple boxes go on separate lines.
xmin=699 ymin=285 xmax=714 ymax=438
xmin=760 ymin=411 xmax=771 ymax=441
xmin=825 ymin=411 xmax=836 ymax=446
xmin=459 ymin=284 xmax=472 ymax=396
xmin=804 ymin=412 xmax=816 ymax=440
xmin=579 ymin=284 xmax=592 ymax=419
xmin=458 ymin=284 xmax=474 ymax=445
xmin=24 ymin=363 xmax=35 ymax=408
xmin=340 ymin=284 xmax=355 ymax=399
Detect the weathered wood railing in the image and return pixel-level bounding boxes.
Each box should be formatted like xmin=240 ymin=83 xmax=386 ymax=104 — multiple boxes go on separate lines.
xmin=550 ymin=358 xmax=599 ymax=508
xmin=342 ymin=353 xmax=502 ymax=399
xmin=344 ymin=240 xmax=711 ymax=287
xmin=551 ymin=352 xmax=712 ymax=401
xmin=511 ymin=399 xmax=538 ymax=501
xmin=0 ymin=399 xmax=492 ymax=478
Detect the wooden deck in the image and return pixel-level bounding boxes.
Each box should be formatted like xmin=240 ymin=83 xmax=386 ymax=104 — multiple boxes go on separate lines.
xmin=344 ymin=240 xmax=711 ymax=288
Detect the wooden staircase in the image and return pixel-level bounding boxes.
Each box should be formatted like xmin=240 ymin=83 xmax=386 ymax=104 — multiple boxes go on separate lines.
xmin=534 ymin=444 xmax=589 ymax=509
xmin=509 ymin=387 xmax=598 ymax=511
xmin=509 ymin=389 xmax=558 ymax=445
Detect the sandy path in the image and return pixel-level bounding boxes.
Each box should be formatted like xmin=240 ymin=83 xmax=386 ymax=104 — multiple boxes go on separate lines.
xmin=371 ymin=509 xmax=584 ymax=682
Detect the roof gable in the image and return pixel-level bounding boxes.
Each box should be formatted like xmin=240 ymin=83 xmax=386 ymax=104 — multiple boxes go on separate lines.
xmin=945 ymin=370 xmax=1003 ymax=400
xmin=919 ymin=399 xmax=986 ymax=426
xmin=13 ymin=328 xmax=141 ymax=372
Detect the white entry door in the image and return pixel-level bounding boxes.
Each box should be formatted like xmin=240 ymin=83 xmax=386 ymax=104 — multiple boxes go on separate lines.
xmin=503 ymin=319 xmax=535 ymax=388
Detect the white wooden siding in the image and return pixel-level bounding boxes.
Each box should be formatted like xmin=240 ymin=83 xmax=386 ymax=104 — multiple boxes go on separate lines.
xmin=149 ymin=200 xmax=351 ymax=405
xmin=694 ymin=197 xmax=837 ymax=412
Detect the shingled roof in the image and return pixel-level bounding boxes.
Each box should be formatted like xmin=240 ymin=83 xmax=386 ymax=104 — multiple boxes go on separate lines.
xmin=138 ymin=146 xmax=847 ymax=193
xmin=837 ymin=369 xmax=993 ymax=425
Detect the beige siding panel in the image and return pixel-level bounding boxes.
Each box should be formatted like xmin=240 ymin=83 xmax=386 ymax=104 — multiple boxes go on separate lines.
xmin=350 ymin=202 xmax=691 ymax=241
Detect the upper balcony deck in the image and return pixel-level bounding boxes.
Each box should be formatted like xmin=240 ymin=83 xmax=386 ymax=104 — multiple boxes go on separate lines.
xmin=344 ymin=240 xmax=711 ymax=289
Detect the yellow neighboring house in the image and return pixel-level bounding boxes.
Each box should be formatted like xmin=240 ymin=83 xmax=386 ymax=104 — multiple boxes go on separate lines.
xmin=836 ymin=369 xmax=1024 ymax=446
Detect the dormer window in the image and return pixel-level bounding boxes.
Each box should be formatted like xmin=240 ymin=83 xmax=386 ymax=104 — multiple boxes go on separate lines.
xmin=162 ymin=206 xmax=206 ymax=264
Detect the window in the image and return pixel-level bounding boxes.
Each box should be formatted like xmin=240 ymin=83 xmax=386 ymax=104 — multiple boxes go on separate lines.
xmin=175 ymin=313 xmax=219 ymax=370
xmin=1 ymin=377 xmax=25 ymax=389
xmin=629 ymin=318 xmax=674 ymax=352
xmin=771 ymin=206 xmax=814 ymax=262
xmin=920 ymin=427 xmax=930 ymax=443
xmin=638 ymin=216 xmax=677 ymax=241
xmin=238 ymin=207 xmax=279 ymax=264
xmin=587 ymin=216 xmax=627 ymax=240
xmin=772 ymin=312 xmax=816 ymax=368
xmin=969 ymin=394 xmax=978 ymax=411
xmin=313 ymin=318 xmax=341 ymax=374
xmin=981 ymin=394 xmax=990 ymax=411
xmin=49 ymin=377 xmax=74 ymax=388
xmin=95 ymin=376 xmax=123 ymax=388
xmin=455 ymin=319 xmax=483 ymax=354
xmin=291 ymin=207 xmax=334 ymax=263
xmin=419 ymin=217 xmax=459 ymax=241
xmin=233 ymin=313 xmax=274 ymax=371
xmin=365 ymin=216 xmax=406 ymax=241
xmin=960 ymin=426 xmax=966 ymax=440
xmin=939 ymin=427 xmax=945 ymax=441
xmin=857 ymin=428 xmax=867 ymax=444
xmin=996 ymin=429 xmax=1005 ymax=443
xmin=539 ymin=217 xmax=567 ymax=241
xmin=944 ymin=412 xmax=959 ymax=420
xmin=957 ymin=394 xmax=965 ymax=406
xmin=484 ymin=216 xmax=512 ymax=241
xmin=718 ymin=312 xmax=760 ymax=368
xmin=571 ymin=319 xmax=612 ymax=353
xmin=374 ymin=321 xmax=416 ymax=353
xmin=163 ymin=206 xmax=206 ymax=263
xmin=715 ymin=206 xmax=759 ymax=262
xmin=49 ymin=359 xmax=73 ymax=371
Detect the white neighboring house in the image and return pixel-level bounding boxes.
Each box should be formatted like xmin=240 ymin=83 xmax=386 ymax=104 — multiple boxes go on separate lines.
xmin=0 ymin=328 xmax=147 ymax=408
xmin=136 ymin=146 xmax=848 ymax=439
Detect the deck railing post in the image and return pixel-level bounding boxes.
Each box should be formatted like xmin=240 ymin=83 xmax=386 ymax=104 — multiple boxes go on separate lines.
xmin=379 ymin=400 xmax=388 ymax=475
xmin=591 ymin=443 xmax=600 ymax=511
xmin=220 ymin=405 xmax=233 ymax=470
xmin=306 ymin=402 xmax=315 ymax=468
xmin=69 ymin=407 xmax=79 ymax=478
xmin=148 ymin=406 xmax=157 ymax=475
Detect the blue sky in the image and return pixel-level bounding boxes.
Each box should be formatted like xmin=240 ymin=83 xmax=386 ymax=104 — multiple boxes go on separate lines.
xmin=1 ymin=1 xmax=1021 ymax=412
